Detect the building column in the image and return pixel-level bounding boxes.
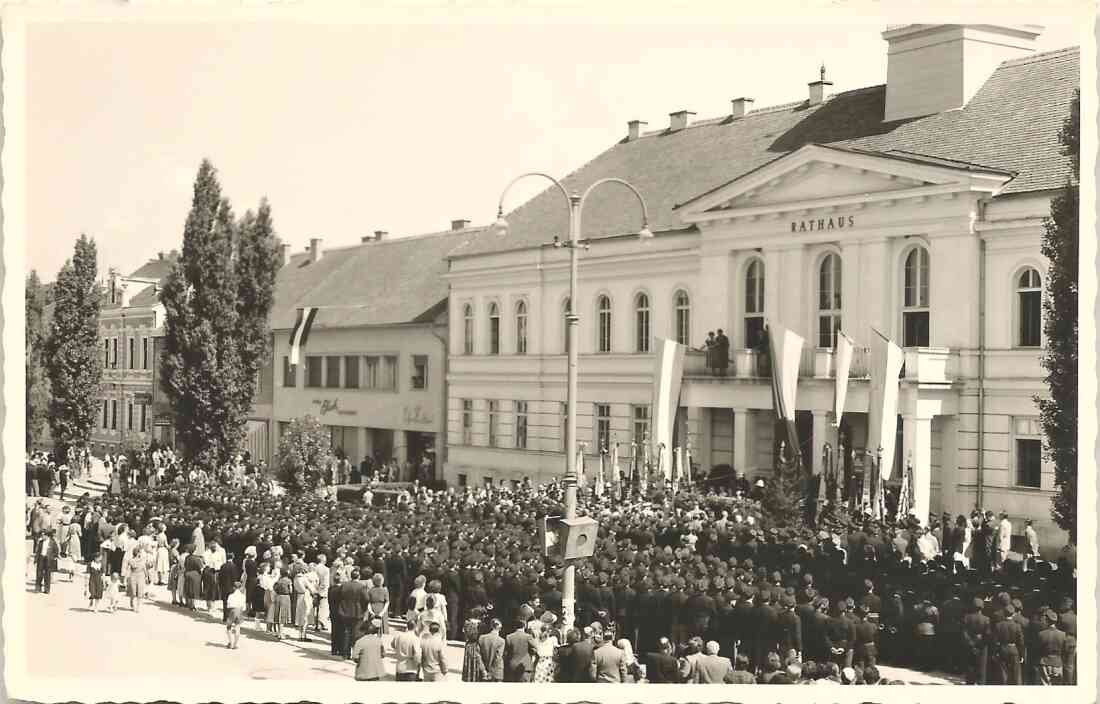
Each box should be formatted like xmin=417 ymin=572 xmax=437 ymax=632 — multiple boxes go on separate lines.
xmin=357 ymin=426 xmax=371 ymax=464
xmin=902 ymin=414 xmax=934 ymax=524
xmin=733 ymin=408 xmax=750 ymax=475
xmin=394 ymin=430 xmax=408 ymax=467
xmin=938 ymin=416 xmax=960 ymax=520
xmin=811 ymin=410 xmax=829 ymax=476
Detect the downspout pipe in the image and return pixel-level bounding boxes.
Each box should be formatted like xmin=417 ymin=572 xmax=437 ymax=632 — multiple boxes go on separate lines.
xmin=976 ymin=200 xmax=988 ymax=510
xmin=430 ymin=317 xmax=449 ymax=485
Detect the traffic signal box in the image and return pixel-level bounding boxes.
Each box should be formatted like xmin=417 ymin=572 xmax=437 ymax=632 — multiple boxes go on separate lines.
xmin=540 ymin=515 xmax=599 ymax=560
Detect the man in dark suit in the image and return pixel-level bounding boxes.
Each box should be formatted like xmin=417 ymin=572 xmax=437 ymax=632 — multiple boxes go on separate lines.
xmin=591 ymin=630 xmax=628 ymax=682
xmin=776 ymin=595 xmax=802 ymax=658
xmin=477 ymin=618 xmax=506 ymax=682
xmin=641 ymin=637 xmax=680 ymax=683
xmin=34 ymin=529 xmax=60 ymax=593
xmin=503 ymin=619 xmax=535 ymax=682
xmin=337 ymin=569 xmax=369 ymax=657
xmin=328 ymin=572 xmax=345 ymax=656
xmin=557 ymin=627 xmax=595 ymax=683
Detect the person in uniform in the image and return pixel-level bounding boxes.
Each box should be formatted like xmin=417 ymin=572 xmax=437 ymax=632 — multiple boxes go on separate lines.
xmin=962 ymin=597 xmax=991 ymax=685
xmin=1036 ymin=609 xmax=1066 ymax=685
xmin=1057 ymin=598 xmax=1076 ymax=685
xmin=991 ymin=604 xmax=1024 ymax=684
xmin=852 ymin=604 xmax=878 ymax=668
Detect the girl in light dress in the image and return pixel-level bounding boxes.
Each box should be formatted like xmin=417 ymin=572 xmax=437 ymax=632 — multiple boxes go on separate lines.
xmin=58 ymin=521 xmax=82 ymax=582
xmin=258 ymin=563 xmax=276 ymax=632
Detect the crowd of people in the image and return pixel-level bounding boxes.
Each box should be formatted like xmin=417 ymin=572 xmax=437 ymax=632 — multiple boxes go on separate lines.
xmin=26 ymin=457 xmax=1079 ymax=686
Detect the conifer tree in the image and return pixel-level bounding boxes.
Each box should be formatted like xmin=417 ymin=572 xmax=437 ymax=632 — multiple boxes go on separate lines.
xmin=26 ymin=270 xmax=51 ymax=450
xmin=1039 ymin=89 xmax=1079 ymax=540
xmin=160 ymin=160 xmax=279 ymax=470
xmin=45 ymin=235 xmax=103 ymax=457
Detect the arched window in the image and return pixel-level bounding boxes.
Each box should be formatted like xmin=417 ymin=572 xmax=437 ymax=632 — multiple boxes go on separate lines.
xmin=674 ymin=290 xmax=691 ymax=346
xmin=462 ymin=304 xmax=474 ymax=355
xmin=817 ymin=253 xmax=843 ymax=348
xmin=597 ymin=295 xmax=612 ymax=353
xmin=1017 ymin=268 xmax=1042 ymax=347
xmin=744 ymin=259 xmax=765 ymax=347
xmin=515 ymin=300 xmax=528 ymax=355
xmin=488 ymin=302 xmax=500 ymax=355
xmin=902 ymin=247 xmax=930 ymax=347
xmin=635 ymin=293 xmax=651 ymax=353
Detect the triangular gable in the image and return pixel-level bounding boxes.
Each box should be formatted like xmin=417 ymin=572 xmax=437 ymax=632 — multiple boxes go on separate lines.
xmin=676 ymin=143 xmax=1014 ymax=224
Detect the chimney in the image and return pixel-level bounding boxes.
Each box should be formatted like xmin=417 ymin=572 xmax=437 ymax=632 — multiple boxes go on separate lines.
xmin=309 ymin=238 xmax=322 ymax=263
xmin=361 ymin=235 xmax=373 ymax=243
xmin=157 ymin=251 xmax=165 ymax=261
xmin=730 ymin=97 xmax=755 ymax=119
xmin=627 ymin=120 xmax=648 ymax=141
xmin=668 ymin=110 xmax=695 ymax=131
xmin=278 ymin=243 xmax=292 ymax=267
xmin=451 ymin=219 xmax=471 ymax=231
xmin=883 ymin=24 xmax=1041 ymax=121
xmin=374 ymin=230 xmax=388 ymax=241
xmin=808 ymin=64 xmax=832 ymax=106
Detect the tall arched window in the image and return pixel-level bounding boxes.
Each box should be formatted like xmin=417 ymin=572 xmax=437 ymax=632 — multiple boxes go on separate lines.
xmin=515 ymin=300 xmax=528 ymax=355
xmin=462 ymin=304 xmax=474 ymax=355
xmin=488 ymin=302 xmax=500 ymax=355
xmin=902 ymin=247 xmax=930 ymax=347
xmin=635 ymin=293 xmax=651 ymax=353
xmin=597 ymin=295 xmax=612 ymax=353
xmin=817 ymin=253 xmax=843 ymax=348
xmin=674 ymin=290 xmax=691 ymax=346
xmin=744 ymin=259 xmax=765 ymax=347
xmin=1017 ymin=268 xmax=1042 ymax=347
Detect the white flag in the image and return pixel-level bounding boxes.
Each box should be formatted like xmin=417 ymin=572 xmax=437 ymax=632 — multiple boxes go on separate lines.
xmin=867 ymin=329 xmax=904 ymax=481
xmin=833 ymin=331 xmax=854 ymax=426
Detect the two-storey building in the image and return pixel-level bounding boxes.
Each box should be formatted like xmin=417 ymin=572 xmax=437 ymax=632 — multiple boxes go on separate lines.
xmin=442 ymin=24 xmax=1078 ymax=550
xmin=94 ymin=251 xmax=177 ymax=455
xmin=251 ymin=225 xmax=476 ymax=476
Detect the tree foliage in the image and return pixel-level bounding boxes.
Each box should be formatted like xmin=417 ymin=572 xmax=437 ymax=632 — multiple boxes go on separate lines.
xmin=1039 ymin=89 xmax=1079 ymax=540
xmin=45 ymin=235 xmax=103 ymax=457
xmin=26 ymin=270 xmax=52 ymax=450
xmin=762 ymin=430 xmax=804 ymax=527
xmin=160 ymin=160 xmax=279 ymax=470
xmin=275 ymin=415 xmax=335 ymax=493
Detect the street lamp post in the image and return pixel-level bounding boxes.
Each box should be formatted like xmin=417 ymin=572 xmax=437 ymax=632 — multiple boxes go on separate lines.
xmin=494 ymin=173 xmax=651 ymax=633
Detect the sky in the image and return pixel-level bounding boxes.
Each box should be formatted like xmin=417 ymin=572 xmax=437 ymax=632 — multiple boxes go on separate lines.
xmin=25 ymin=10 xmax=1086 ymax=281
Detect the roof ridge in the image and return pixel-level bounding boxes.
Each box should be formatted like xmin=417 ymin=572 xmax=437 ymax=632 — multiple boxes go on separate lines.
xmin=635 ymin=84 xmax=889 ymax=140
xmin=1001 ymin=45 xmax=1079 ymax=67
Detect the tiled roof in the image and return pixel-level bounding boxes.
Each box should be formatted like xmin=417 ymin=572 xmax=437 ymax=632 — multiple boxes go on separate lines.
xmin=128 ymin=285 xmax=161 ymax=308
xmin=129 ymin=251 xmax=178 ymax=280
xmin=450 ymin=46 xmax=1078 ymax=259
xmin=270 ymin=228 xmax=482 ymax=331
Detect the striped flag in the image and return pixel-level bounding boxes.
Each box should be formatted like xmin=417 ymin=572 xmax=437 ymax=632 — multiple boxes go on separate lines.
xmin=867 ymin=329 xmax=904 ymax=480
xmin=649 ymin=337 xmax=687 ymax=472
xmin=767 ymin=322 xmax=805 ymax=468
xmin=288 ymin=307 xmax=318 ymax=366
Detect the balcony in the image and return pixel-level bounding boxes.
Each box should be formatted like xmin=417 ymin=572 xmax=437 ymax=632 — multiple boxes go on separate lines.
xmin=683 ymin=347 xmax=871 ymax=380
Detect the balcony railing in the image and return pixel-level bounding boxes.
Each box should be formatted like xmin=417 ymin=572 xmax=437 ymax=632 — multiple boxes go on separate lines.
xmin=683 ymin=347 xmax=872 ymax=380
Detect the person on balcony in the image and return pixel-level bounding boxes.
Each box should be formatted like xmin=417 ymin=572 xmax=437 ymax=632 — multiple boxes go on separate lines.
xmin=715 ymin=329 xmax=730 ymax=377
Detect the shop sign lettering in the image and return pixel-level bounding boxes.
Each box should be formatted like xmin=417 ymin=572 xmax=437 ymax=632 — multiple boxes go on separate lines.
xmin=403 ymin=405 xmax=434 ymax=425
xmin=312 ymin=398 xmax=357 ymax=416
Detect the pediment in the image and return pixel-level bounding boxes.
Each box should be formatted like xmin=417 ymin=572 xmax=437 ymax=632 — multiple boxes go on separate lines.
xmin=676 ymin=144 xmax=1014 ymax=223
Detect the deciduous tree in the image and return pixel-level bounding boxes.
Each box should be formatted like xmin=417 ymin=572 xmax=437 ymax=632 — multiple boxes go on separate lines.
xmin=275 ymin=415 xmax=335 ymax=493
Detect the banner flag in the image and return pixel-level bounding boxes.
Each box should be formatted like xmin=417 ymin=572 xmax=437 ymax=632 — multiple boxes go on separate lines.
xmin=288 ymin=307 xmax=318 ymax=366
xmin=767 ymin=322 xmax=805 ymax=467
xmin=649 ymin=337 xmax=687 ymax=472
xmin=576 ymin=446 xmax=586 ymax=487
xmin=595 ymin=453 xmax=605 ymax=498
xmin=833 ymin=331 xmax=855 ymax=426
xmin=867 ymin=328 xmax=905 ymax=480
xmin=611 ymin=443 xmax=621 ymax=484
xmin=684 ymin=446 xmax=692 ymax=484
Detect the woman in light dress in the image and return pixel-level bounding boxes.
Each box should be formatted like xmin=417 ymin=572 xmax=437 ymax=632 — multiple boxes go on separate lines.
xmin=124 ymin=545 xmax=149 ymax=612
xmin=258 ymin=563 xmax=277 ymax=632
xmin=58 ymin=520 xmax=83 ymax=582
xmin=417 ymin=594 xmax=446 ymax=636
xmin=531 ymin=620 xmax=559 ymax=683
xmin=617 ymin=638 xmax=643 ymax=682
xmin=155 ymin=525 xmax=171 ymax=585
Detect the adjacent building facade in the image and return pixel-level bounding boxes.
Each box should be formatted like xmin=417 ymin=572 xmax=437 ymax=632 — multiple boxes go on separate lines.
xmin=248 ymin=226 xmax=476 ymax=476
xmin=93 ymin=252 xmax=177 ymax=455
xmin=442 ymin=25 xmax=1077 ymax=550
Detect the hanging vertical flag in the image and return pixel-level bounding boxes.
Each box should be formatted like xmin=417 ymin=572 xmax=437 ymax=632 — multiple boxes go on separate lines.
xmin=595 ymin=452 xmax=605 ymax=498
xmin=576 ymin=445 xmax=586 ymax=487
xmin=684 ymin=445 xmax=692 ymax=484
xmin=867 ymin=328 xmax=905 ymax=481
xmin=896 ymin=458 xmax=911 ymax=522
xmin=288 ymin=307 xmax=318 ymax=366
xmin=767 ymin=322 xmax=805 ymax=468
xmin=612 ymin=443 xmax=621 ymax=485
xmin=674 ymin=446 xmax=683 ymax=483
xmin=833 ymin=331 xmax=855 ymax=426
xmin=649 ymin=337 xmax=687 ymax=470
